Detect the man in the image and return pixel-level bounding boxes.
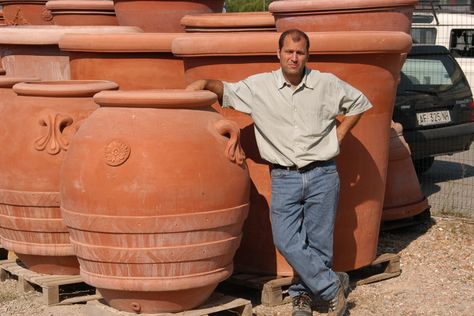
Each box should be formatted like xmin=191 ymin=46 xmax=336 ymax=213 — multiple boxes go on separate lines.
xmin=186 ymin=29 xmax=372 ymax=316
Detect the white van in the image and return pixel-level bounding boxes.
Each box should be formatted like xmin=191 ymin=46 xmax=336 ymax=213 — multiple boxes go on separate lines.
xmin=412 ymin=11 xmax=474 ymax=93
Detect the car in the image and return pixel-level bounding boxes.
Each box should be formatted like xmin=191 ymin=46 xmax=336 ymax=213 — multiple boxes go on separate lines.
xmin=393 ymin=44 xmax=474 ymax=173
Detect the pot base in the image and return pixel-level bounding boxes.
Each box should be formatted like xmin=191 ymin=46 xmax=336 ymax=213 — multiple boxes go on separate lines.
xmin=16 ymin=254 xmax=80 ymax=275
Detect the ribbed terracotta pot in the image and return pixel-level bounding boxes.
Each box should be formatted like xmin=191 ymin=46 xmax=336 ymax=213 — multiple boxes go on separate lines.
xmin=0 ymin=25 xmax=142 ymax=80
xmin=0 ymin=80 xmax=118 ymax=274
xmin=173 ymin=31 xmax=412 ymax=274
xmin=0 ymin=0 xmax=53 ymax=25
xmin=382 ymin=122 xmax=430 ymax=221
xmin=112 ymin=0 xmax=224 ymax=32
xmin=181 ymin=12 xmax=275 ymax=32
xmin=58 ymin=33 xmax=186 ymax=89
xmin=46 ymin=0 xmax=118 ymax=26
xmin=60 ymin=89 xmax=250 ymax=313
xmin=269 ymin=0 xmax=418 ymax=34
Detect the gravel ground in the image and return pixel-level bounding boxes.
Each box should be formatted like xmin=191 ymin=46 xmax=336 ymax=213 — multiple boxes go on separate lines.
xmin=0 ymin=216 xmax=473 ymax=316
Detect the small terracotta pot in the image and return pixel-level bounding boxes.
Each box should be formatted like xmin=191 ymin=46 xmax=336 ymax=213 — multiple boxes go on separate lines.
xmin=269 ymin=0 xmax=418 ymax=33
xmin=0 ymin=25 xmax=142 ymax=80
xmin=181 ymin=12 xmax=275 ymax=33
xmin=0 ymin=80 xmax=118 ymax=275
xmin=382 ymin=122 xmax=430 ymax=221
xmin=60 ymin=89 xmax=250 ymax=313
xmin=173 ymin=31 xmax=412 ymax=274
xmin=45 ymin=0 xmax=118 ymax=26
xmin=0 ymin=0 xmax=53 ymax=25
xmin=58 ymin=33 xmax=186 ymax=89
xmin=112 ymin=0 xmax=224 ymax=32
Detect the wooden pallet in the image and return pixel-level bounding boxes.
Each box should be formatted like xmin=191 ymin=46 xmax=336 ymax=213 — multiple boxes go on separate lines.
xmin=0 ymin=259 xmax=99 ymax=306
xmin=225 ymin=253 xmax=401 ymax=307
xmin=85 ymin=292 xmax=253 ymax=316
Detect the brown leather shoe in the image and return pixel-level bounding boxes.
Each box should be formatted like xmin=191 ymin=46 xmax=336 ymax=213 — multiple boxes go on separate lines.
xmin=327 ymin=284 xmax=347 ymax=316
xmin=292 ymin=292 xmax=312 ymax=316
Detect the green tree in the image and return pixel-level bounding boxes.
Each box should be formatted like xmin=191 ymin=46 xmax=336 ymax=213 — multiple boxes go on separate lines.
xmin=225 ymin=0 xmax=274 ymax=12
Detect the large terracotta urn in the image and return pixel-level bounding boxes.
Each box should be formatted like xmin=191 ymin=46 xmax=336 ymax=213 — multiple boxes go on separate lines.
xmin=45 ymin=0 xmax=118 ymax=26
xmin=0 ymin=0 xmax=53 ymax=25
xmin=58 ymin=33 xmax=186 ymax=89
xmin=172 ymin=31 xmax=412 ymax=274
xmin=382 ymin=122 xmax=429 ymax=221
xmin=0 ymin=80 xmax=118 ymax=274
xmin=269 ymin=0 xmax=418 ymax=34
xmin=181 ymin=12 xmax=275 ymax=33
xmin=0 ymin=25 xmax=141 ymax=80
xmin=112 ymin=0 xmax=224 ymax=32
xmin=60 ymin=89 xmax=250 ymax=313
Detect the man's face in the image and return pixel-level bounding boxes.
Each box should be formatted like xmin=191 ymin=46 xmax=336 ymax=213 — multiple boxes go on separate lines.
xmin=277 ymin=36 xmax=309 ymax=79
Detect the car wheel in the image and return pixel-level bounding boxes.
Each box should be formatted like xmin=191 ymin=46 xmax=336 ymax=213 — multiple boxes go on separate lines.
xmin=413 ymin=157 xmax=435 ymax=174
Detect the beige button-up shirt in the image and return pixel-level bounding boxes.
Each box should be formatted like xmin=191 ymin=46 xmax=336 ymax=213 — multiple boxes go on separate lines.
xmin=222 ymin=68 xmax=373 ymax=168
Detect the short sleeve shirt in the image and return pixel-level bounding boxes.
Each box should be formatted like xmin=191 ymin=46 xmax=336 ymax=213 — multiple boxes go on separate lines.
xmin=222 ymin=68 xmax=373 ymax=168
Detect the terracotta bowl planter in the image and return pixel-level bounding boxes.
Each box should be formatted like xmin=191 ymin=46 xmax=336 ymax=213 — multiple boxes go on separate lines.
xmin=0 ymin=0 xmax=53 ymax=25
xmin=112 ymin=0 xmax=224 ymax=32
xmin=58 ymin=33 xmax=186 ymax=89
xmin=269 ymin=0 xmax=418 ymax=33
xmin=60 ymin=89 xmax=250 ymax=313
xmin=382 ymin=122 xmax=430 ymax=221
xmin=0 ymin=25 xmax=141 ymax=80
xmin=173 ymin=31 xmax=412 ymax=274
xmin=0 ymin=80 xmax=118 ymax=274
xmin=181 ymin=12 xmax=275 ymax=33
xmin=45 ymin=0 xmax=118 ymax=26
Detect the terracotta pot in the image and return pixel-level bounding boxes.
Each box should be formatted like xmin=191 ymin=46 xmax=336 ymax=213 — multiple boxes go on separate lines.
xmin=382 ymin=122 xmax=430 ymax=221
xmin=0 ymin=25 xmax=142 ymax=80
xmin=45 ymin=0 xmax=118 ymax=26
xmin=60 ymin=89 xmax=250 ymax=313
xmin=269 ymin=0 xmax=418 ymax=34
xmin=112 ymin=0 xmax=224 ymax=32
xmin=181 ymin=12 xmax=275 ymax=33
xmin=173 ymin=31 xmax=412 ymax=274
xmin=0 ymin=80 xmax=118 ymax=274
xmin=0 ymin=0 xmax=53 ymax=25
xmin=58 ymin=33 xmax=186 ymax=89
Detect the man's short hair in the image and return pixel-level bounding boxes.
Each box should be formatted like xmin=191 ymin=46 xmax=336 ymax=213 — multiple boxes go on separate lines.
xmin=278 ymin=29 xmax=310 ymax=52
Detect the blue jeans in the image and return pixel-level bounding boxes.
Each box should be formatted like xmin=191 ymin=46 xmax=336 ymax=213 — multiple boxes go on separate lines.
xmin=270 ymin=160 xmax=341 ymax=301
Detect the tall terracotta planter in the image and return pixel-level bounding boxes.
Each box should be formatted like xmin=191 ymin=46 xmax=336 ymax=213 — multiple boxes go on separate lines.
xmin=0 ymin=25 xmax=141 ymax=80
xmin=60 ymin=90 xmax=250 ymax=313
xmin=181 ymin=12 xmax=275 ymax=32
xmin=173 ymin=31 xmax=412 ymax=274
xmin=0 ymin=80 xmax=118 ymax=274
xmin=45 ymin=0 xmax=118 ymax=26
xmin=382 ymin=122 xmax=430 ymax=221
xmin=269 ymin=0 xmax=418 ymax=34
xmin=0 ymin=0 xmax=53 ymax=25
xmin=58 ymin=33 xmax=186 ymax=89
xmin=112 ymin=0 xmax=224 ymax=32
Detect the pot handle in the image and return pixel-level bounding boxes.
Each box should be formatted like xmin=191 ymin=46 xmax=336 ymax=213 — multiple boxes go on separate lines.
xmin=34 ymin=112 xmax=73 ymax=155
xmin=214 ymin=119 xmax=246 ymax=165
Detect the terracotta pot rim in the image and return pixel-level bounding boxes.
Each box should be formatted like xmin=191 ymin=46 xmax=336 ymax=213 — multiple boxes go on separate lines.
xmin=59 ymin=33 xmax=181 ymax=52
xmin=269 ymin=0 xmax=419 ymax=13
xmin=13 ymin=80 xmax=119 ymax=97
xmin=0 ymin=25 xmax=142 ymax=45
xmin=181 ymin=12 xmax=275 ymax=28
xmin=46 ymin=0 xmax=114 ymax=11
xmin=0 ymin=77 xmax=40 ymax=88
xmin=93 ymin=89 xmax=217 ymax=109
xmin=172 ymin=31 xmax=412 ymax=56
xmin=0 ymin=0 xmax=47 ymax=3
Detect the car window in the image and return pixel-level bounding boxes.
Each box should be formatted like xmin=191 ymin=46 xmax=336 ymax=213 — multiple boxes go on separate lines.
xmin=411 ymin=28 xmax=437 ymax=44
xmin=449 ymin=29 xmax=474 ymax=57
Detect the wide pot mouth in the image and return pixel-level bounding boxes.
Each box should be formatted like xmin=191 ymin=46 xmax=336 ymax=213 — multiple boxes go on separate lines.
xmin=181 ymin=12 xmax=275 ymax=29
xmin=0 ymin=25 xmax=142 ymax=45
xmin=269 ymin=0 xmax=419 ymax=13
xmin=13 ymin=80 xmax=118 ymax=97
xmin=93 ymin=89 xmax=217 ymax=109
xmin=0 ymin=77 xmax=40 ymax=88
xmin=46 ymin=0 xmax=115 ymax=11
xmin=59 ymin=33 xmax=181 ymax=53
xmin=172 ymin=31 xmax=412 ymax=56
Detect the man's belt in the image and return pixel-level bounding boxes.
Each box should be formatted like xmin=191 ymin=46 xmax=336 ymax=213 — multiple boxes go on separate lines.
xmin=272 ymin=160 xmax=332 ymax=173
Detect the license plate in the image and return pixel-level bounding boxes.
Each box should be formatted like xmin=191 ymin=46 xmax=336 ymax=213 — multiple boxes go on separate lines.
xmin=416 ymin=110 xmax=451 ymax=126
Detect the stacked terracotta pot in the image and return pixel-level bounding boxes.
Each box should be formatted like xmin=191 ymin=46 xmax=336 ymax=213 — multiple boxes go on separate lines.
xmin=45 ymin=0 xmax=118 ymax=26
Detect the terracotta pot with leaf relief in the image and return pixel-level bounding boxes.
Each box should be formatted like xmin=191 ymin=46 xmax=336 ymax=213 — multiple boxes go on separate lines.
xmin=0 ymin=80 xmax=118 ymax=275
xmin=46 ymin=0 xmax=118 ymax=26
xmin=0 ymin=0 xmax=53 ymax=25
xmin=60 ymin=89 xmax=250 ymax=313
xmin=181 ymin=11 xmax=275 ymax=33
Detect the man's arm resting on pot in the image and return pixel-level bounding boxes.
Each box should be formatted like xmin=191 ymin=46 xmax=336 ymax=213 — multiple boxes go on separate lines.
xmin=186 ymin=79 xmax=224 ymax=100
